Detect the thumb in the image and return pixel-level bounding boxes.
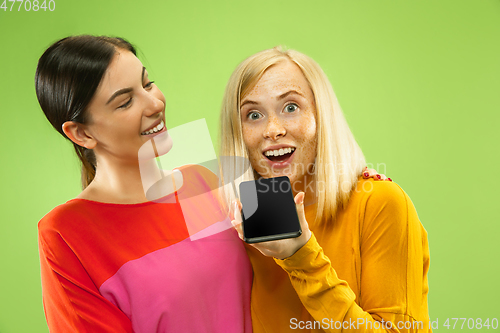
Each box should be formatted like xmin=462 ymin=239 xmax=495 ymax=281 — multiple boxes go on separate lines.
xmin=230 ymin=200 xmax=244 ymax=240
xmin=294 ymin=192 xmax=309 ymax=232
xmin=229 ymin=199 xmax=241 ymax=219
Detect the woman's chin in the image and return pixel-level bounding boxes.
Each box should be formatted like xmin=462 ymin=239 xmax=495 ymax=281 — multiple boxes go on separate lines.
xmin=151 ymin=130 xmax=173 ymax=156
xmin=138 ymin=130 xmax=173 ymax=161
xmin=259 ymin=169 xmax=295 ymax=182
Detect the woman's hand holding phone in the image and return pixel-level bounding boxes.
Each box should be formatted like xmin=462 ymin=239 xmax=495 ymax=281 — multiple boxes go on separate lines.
xmin=231 ymin=192 xmax=312 ymax=260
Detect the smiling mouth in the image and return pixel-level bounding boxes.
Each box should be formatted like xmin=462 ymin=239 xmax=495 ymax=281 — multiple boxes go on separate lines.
xmin=141 ymin=120 xmax=165 ymax=135
xmin=263 ymin=147 xmax=295 ymax=162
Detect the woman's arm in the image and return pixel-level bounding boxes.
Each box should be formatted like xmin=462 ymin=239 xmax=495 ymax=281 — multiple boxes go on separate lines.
xmin=39 ymin=229 xmax=133 ymax=333
xmin=273 ymin=183 xmax=431 ymax=332
xmin=233 ymin=181 xmax=430 ymax=332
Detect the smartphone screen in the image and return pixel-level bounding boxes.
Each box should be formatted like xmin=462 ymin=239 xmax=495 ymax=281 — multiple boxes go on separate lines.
xmin=239 ymin=176 xmax=302 ymax=243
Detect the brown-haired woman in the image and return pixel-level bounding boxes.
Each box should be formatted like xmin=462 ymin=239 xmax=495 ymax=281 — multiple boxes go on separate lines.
xmin=36 ymin=35 xmax=252 ymax=332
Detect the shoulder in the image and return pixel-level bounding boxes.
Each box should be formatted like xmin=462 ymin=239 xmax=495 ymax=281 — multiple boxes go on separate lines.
xmin=349 ymin=179 xmax=418 ymax=236
xmin=176 ymin=164 xmax=220 ymax=192
xmin=175 ymin=164 xmax=229 ymax=213
xmin=38 ymin=199 xmax=93 ymax=236
xmin=352 ymin=178 xmax=410 ymax=214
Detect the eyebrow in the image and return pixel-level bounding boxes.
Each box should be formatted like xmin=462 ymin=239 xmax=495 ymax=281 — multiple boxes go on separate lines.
xmin=240 ymin=99 xmax=258 ymax=108
xmin=240 ymin=90 xmax=305 ymax=108
xmin=278 ymin=90 xmax=305 ymax=100
xmin=106 ymin=66 xmax=146 ymax=105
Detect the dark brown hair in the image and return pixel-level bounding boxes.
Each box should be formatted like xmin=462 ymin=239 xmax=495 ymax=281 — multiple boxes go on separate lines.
xmin=35 ymin=35 xmax=136 ymax=189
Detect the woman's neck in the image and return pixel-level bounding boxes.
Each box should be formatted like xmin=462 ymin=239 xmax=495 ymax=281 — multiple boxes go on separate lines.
xmin=292 ymin=174 xmax=317 ymax=207
xmin=78 ymin=156 xmax=176 ymax=204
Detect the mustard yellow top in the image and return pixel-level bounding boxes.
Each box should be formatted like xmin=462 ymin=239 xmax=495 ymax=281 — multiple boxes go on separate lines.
xmin=246 ymin=178 xmax=431 ymax=332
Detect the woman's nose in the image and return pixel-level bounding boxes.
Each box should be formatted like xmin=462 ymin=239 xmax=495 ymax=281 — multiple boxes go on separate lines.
xmin=144 ymin=93 xmax=165 ymax=117
xmin=263 ymin=116 xmax=286 ymax=140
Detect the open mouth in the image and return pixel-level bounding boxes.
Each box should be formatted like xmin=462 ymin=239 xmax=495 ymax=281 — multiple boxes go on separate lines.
xmin=263 ymin=147 xmax=295 ymax=162
xmin=141 ymin=120 xmax=165 ymax=136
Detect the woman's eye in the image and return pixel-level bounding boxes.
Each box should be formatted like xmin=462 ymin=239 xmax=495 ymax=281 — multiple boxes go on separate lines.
xmin=145 ymin=81 xmax=155 ymax=89
xmin=284 ymin=103 xmax=298 ymax=113
xmin=247 ymin=111 xmax=262 ymax=120
xmin=118 ymin=98 xmax=132 ymax=109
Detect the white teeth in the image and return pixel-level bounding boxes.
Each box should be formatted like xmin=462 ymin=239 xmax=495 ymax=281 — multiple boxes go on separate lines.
xmin=141 ymin=121 xmax=164 ymax=135
xmin=264 ymin=147 xmax=295 ymax=157
xmin=156 ymin=121 xmax=164 ymax=132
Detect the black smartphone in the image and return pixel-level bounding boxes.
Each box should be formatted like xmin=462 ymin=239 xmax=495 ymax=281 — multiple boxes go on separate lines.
xmin=239 ymin=176 xmax=302 ymax=243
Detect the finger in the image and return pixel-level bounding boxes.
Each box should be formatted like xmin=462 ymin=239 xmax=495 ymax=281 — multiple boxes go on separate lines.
xmin=294 ymin=192 xmax=311 ymax=239
xmin=294 ymin=191 xmax=305 ymax=205
xmin=234 ymin=199 xmax=242 ymax=221
xmin=230 ymin=199 xmax=242 ymax=220
xmin=363 ymin=167 xmax=377 ymax=179
xmin=362 ymin=166 xmax=370 ymax=178
xmin=231 ymin=219 xmax=243 ymax=240
xmin=229 ymin=201 xmax=235 ymax=220
xmin=230 ymin=201 xmax=244 ymax=240
xmin=365 ymin=168 xmax=383 ymax=180
xmin=377 ymin=173 xmax=388 ymax=180
xmin=294 ymin=192 xmax=306 ymax=227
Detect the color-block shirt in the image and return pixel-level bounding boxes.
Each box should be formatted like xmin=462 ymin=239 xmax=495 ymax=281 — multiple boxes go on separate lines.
xmin=38 ymin=166 xmax=253 ymax=333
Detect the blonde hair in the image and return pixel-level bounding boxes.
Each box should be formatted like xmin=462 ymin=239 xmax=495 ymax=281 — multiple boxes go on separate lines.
xmin=218 ymin=46 xmax=366 ymax=224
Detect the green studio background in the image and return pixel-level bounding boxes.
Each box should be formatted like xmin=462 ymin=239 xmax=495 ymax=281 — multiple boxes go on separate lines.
xmin=1 ymin=0 xmax=499 ymax=331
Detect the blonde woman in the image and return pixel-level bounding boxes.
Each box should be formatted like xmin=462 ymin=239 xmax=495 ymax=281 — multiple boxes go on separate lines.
xmin=220 ymin=47 xmax=431 ymax=332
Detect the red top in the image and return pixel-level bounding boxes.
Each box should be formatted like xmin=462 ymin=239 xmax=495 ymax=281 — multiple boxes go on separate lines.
xmin=38 ymin=165 xmax=253 ymax=332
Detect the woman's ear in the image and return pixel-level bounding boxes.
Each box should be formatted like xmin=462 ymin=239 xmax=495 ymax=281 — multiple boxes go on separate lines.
xmin=62 ymin=121 xmax=97 ymax=149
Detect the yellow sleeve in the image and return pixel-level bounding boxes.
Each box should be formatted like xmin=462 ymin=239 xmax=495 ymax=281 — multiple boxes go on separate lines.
xmin=274 ymin=183 xmax=431 ymax=332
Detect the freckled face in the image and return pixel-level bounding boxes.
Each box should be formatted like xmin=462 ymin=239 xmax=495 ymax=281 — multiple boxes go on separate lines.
xmin=240 ymin=60 xmax=317 ymax=191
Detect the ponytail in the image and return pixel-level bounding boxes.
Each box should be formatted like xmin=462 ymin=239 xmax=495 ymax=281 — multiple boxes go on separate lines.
xmin=74 ymin=145 xmax=97 ymax=189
